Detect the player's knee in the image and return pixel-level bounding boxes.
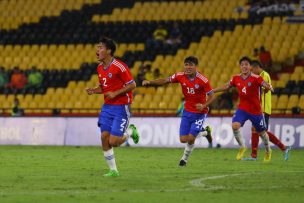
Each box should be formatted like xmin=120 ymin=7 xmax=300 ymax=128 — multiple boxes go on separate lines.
xmin=232 ymin=123 xmax=240 ymax=131
xmin=101 ymin=134 xmax=109 ymax=142
xmin=188 ymin=134 xmax=196 ymax=144
xmin=180 ymin=136 xmax=188 ymax=143
xmin=109 ymin=139 xmax=120 ymax=147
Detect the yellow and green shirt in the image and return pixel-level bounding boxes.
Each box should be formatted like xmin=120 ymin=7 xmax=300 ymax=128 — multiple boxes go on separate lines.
xmin=260 ymin=70 xmax=271 ymax=115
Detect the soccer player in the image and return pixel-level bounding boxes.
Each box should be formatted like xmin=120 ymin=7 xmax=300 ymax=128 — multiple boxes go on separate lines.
xmin=213 ymin=56 xmax=274 ymax=162
xmin=242 ymin=60 xmax=291 ymax=161
xmin=86 ymin=37 xmax=139 ymax=177
xmin=142 ymin=56 xmax=215 ymax=167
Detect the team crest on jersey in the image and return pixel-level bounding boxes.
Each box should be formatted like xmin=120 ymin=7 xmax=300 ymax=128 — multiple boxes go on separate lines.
xmin=248 ymin=82 xmax=252 ymax=86
xmin=194 ymin=84 xmax=199 ymax=89
xmin=108 ymin=73 xmax=112 ymax=78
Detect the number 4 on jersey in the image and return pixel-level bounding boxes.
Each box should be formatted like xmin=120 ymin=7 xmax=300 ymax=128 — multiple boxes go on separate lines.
xmin=242 ymin=87 xmax=246 ymax=94
xmin=260 ymin=120 xmax=264 ymax=126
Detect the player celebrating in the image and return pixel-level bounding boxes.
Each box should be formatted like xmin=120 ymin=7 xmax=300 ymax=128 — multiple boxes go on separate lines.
xmin=142 ymin=56 xmax=215 ymax=167
xmin=86 ymin=37 xmax=139 ymax=177
xmin=213 ymin=56 xmax=273 ymax=162
xmin=242 ymin=60 xmax=291 ymax=161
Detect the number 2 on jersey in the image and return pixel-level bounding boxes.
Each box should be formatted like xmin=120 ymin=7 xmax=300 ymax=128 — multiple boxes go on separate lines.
xmin=102 ymin=78 xmax=107 ymax=87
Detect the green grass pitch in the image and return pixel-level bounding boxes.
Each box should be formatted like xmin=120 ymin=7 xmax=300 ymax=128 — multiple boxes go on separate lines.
xmin=0 ymin=146 xmax=304 ymax=203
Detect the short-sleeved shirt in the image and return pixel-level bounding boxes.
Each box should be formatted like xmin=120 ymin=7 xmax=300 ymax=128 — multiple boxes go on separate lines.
xmin=169 ymin=72 xmax=213 ymax=114
xmin=97 ymin=58 xmax=134 ymax=105
xmin=229 ymin=73 xmax=265 ymax=115
xmin=260 ymin=70 xmax=271 ymax=115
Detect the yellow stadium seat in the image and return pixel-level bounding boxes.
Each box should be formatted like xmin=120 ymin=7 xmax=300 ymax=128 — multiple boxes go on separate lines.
xmin=299 ymin=96 xmax=304 ymax=109
xmin=139 ymin=101 xmax=149 ymax=113
xmin=158 ymin=101 xmax=167 ymax=109
xmin=127 ymin=43 xmax=136 ymax=51
xmin=290 ymin=73 xmax=300 ymax=81
xmin=152 ymin=95 xmax=162 ymax=103
xmin=162 ymin=94 xmax=172 ymax=103
xmin=271 ymin=95 xmax=278 ymax=107
xmin=168 ymin=102 xmax=178 ymax=110
xmin=219 ymin=109 xmax=230 ymax=114
xmin=276 ymin=95 xmax=288 ymax=109
xmin=287 ymin=95 xmax=299 ymax=109
xmin=279 ymin=73 xmax=290 ymax=82
xmin=294 ymin=66 xmax=304 ymax=74
xmin=133 ymin=94 xmax=143 ymax=102
xmin=165 ymin=86 xmax=174 ymax=94
xmin=143 ymin=94 xmax=153 ymax=102
xmin=155 ymin=87 xmax=165 ymax=94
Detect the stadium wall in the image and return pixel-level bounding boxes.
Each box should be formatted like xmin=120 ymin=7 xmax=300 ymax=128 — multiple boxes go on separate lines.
xmin=0 ymin=117 xmax=303 ymax=148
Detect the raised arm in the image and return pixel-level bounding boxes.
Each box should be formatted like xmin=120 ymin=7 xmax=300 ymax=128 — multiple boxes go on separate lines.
xmin=142 ymin=77 xmax=170 ymax=86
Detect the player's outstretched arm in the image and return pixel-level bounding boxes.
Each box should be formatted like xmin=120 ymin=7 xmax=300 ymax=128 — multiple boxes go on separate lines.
xmin=142 ymin=78 xmax=170 ymax=86
xmin=86 ymin=86 xmax=103 ymax=95
xmin=213 ymin=83 xmax=231 ymax=93
xmin=262 ymin=81 xmax=274 ymax=93
xmin=104 ymin=81 xmax=136 ymax=99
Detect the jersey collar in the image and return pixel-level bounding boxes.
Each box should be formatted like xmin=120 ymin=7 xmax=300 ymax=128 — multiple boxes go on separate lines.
xmin=240 ymin=72 xmax=251 ymax=80
xmin=186 ymin=71 xmax=198 ymax=82
xmin=102 ymin=58 xmax=115 ymax=70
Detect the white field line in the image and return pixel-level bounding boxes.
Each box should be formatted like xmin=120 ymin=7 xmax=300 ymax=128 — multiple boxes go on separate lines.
xmin=190 ymin=173 xmax=243 ymax=189
xmin=190 ymin=170 xmax=304 ymax=190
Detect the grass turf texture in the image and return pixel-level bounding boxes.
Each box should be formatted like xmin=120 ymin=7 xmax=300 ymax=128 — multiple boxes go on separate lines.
xmin=0 ymin=146 xmax=303 ymax=203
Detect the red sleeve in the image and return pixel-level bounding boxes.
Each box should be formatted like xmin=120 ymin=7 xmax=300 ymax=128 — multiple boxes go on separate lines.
xmin=118 ymin=66 xmax=134 ymax=85
xmin=256 ymin=75 xmax=265 ymax=86
xmin=203 ymin=80 xmax=213 ymax=94
xmin=169 ymin=73 xmax=179 ymax=83
xmin=229 ymin=76 xmax=235 ymax=86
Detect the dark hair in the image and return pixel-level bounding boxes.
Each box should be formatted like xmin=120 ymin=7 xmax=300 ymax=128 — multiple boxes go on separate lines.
xmin=239 ymin=56 xmax=251 ymax=65
xmin=184 ymin=56 xmax=198 ymax=65
xmin=251 ymin=60 xmax=263 ymax=68
xmin=99 ymin=37 xmax=116 ymax=56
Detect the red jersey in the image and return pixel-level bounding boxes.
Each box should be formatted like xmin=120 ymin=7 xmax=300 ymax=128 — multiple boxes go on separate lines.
xmin=229 ymin=73 xmax=265 ymax=115
xmin=97 ymin=58 xmax=134 ymax=105
xmin=169 ymin=72 xmax=213 ymax=114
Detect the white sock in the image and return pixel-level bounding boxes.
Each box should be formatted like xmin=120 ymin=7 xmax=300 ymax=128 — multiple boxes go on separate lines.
xmin=260 ymin=131 xmax=270 ymax=153
xmin=103 ymin=148 xmax=117 ymax=171
xmin=124 ymin=127 xmax=133 ymax=140
xmin=197 ymin=131 xmax=207 ymax=137
xmin=233 ymin=129 xmax=245 ymax=147
xmin=181 ymin=143 xmax=194 ymax=162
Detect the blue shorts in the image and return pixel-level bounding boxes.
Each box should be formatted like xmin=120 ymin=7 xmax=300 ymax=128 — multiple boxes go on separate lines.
xmin=98 ymin=104 xmax=131 ymax=136
xmin=180 ymin=110 xmax=207 ymax=137
xmin=232 ymin=109 xmax=266 ymax=132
